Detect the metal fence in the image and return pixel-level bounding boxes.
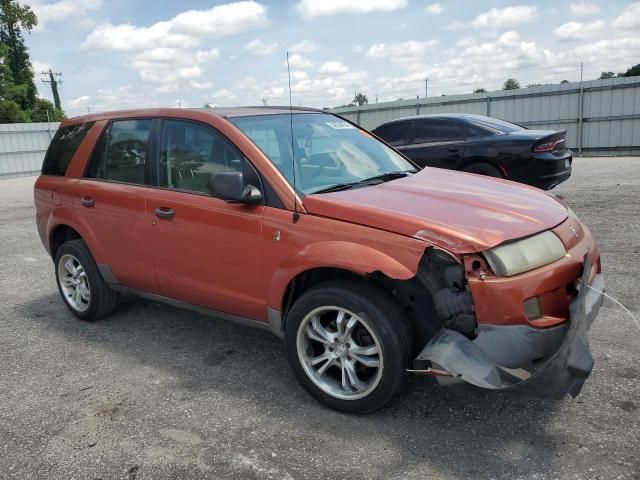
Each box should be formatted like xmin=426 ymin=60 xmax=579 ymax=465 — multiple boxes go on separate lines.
xmin=331 ymin=76 xmax=640 ymax=156
xmin=0 ymin=122 xmax=60 ymax=179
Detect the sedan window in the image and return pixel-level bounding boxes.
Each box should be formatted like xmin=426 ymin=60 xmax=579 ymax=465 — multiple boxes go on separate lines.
xmin=373 ymin=122 xmax=411 ymax=146
xmin=414 ymin=122 xmax=464 ymax=143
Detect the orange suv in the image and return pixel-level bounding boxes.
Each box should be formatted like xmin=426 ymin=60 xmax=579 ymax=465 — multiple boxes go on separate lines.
xmin=35 ymin=107 xmax=604 ymax=413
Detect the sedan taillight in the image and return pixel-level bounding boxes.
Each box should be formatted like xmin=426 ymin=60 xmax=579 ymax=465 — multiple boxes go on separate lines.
xmin=533 ymin=137 xmax=565 ymax=153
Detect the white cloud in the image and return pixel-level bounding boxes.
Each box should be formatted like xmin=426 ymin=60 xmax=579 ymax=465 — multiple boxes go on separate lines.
xmin=170 ymin=1 xmax=268 ymax=37
xmin=66 ymin=86 xmax=159 ymax=115
xmin=189 ymin=80 xmax=213 ymax=90
xmin=451 ymin=5 xmax=537 ymax=30
xmin=285 ymin=53 xmax=314 ymax=68
xmin=319 ymin=61 xmax=349 ymax=74
xmin=554 ymin=20 xmax=605 ymax=40
xmin=83 ymin=1 xmax=268 ymax=50
xmin=571 ymin=36 xmax=640 ymax=64
xmin=210 ymin=89 xmax=237 ymax=100
xmin=289 ymin=40 xmax=321 ymax=54
xmin=296 ymin=0 xmax=407 ymax=19
xmin=569 ymin=2 xmax=600 ymax=16
xmin=424 ymin=3 xmax=443 ymax=15
xmin=244 ymin=39 xmax=278 ymax=56
xmin=612 ymin=2 xmax=640 ymax=30
xmin=365 ymin=40 xmax=438 ymax=63
xmin=83 ymin=22 xmax=197 ymax=51
xmin=31 ymin=0 xmax=102 ymax=30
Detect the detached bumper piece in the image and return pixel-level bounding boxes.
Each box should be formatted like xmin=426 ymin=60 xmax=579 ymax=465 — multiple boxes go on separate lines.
xmin=415 ymin=260 xmax=604 ymax=399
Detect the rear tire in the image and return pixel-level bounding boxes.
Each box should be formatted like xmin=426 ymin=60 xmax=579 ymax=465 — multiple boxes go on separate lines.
xmin=462 ymin=162 xmax=503 ymax=178
xmin=284 ymin=279 xmax=412 ymax=414
xmin=54 ymin=239 xmax=120 ymax=321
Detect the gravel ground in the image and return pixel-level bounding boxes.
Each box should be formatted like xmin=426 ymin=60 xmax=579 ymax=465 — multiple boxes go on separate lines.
xmin=1 ymin=158 xmax=639 ymax=480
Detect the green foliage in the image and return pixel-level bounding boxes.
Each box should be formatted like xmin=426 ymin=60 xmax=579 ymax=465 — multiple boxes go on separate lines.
xmin=473 ymin=88 xmax=487 ymax=93
xmin=620 ymin=64 xmax=640 ymax=77
xmin=352 ymin=92 xmax=368 ymax=106
xmin=599 ymin=71 xmax=616 ymax=79
xmin=0 ymin=0 xmax=64 ymax=122
xmin=503 ymin=78 xmax=520 ymax=90
xmin=560 ymin=80 xmax=569 ymax=84
xmin=30 ymin=97 xmax=64 ymax=121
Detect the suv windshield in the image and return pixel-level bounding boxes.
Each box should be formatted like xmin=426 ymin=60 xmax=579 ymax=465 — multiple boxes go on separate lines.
xmin=230 ymin=113 xmax=416 ymax=195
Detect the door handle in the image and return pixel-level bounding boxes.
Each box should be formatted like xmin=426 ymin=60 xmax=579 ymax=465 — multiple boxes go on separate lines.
xmin=80 ymin=196 xmax=95 ymax=207
xmin=155 ymin=207 xmax=175 ymax=219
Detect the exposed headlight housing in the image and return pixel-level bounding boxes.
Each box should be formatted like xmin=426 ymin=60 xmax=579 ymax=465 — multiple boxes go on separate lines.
xmin=483 ymin=230 xmax=566 ymax=277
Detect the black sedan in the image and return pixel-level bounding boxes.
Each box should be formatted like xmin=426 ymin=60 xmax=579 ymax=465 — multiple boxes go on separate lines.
xmin=371 ymin=113 xmax=572 ymax=190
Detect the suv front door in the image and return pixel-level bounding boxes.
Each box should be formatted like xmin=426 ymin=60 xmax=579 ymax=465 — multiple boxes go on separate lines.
xmin=399 ymin=120 xmax=466 ymax=170
xmin=145 ymin=119 xmax=266 ymax=320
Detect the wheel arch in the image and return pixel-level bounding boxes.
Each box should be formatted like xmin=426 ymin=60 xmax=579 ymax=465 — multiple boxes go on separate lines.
xmin=268 ymin=240 xmax=420 ymax=321
xmin=458 ymin=157 xmax=506 ymax=177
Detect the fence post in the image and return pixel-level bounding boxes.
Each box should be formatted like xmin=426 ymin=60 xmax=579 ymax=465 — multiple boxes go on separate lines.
xmin=578 ymin=86 xmax=584 ymax=156
xmin=46 ymin=110 xmax=52 ymax=140
xmin=356 ymin=107 xmax=361 ymax=125
xmin=486 ymin=96 xmax=491 ymax=117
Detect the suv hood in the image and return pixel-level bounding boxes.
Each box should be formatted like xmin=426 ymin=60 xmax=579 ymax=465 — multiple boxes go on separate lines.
xmin=302 ymin=168 xmax=568 ymax=253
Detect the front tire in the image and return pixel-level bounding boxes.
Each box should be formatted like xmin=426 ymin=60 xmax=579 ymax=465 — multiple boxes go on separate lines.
xmin=285 ymin=280 xmax=411 ymax=414
xmin=54 ymin=239 xmax=120 ymax=321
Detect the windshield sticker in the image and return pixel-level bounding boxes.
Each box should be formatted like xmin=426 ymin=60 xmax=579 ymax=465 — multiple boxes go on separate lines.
xmin=325 ymin=121 xmax=355 ymax=130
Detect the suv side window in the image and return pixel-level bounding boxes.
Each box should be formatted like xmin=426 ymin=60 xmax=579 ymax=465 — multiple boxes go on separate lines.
xmin=414 ymin=121 xmax=465 ymax=143
xmin=374 ymin=122 xmax=411 ymax=146
xmin=84 ymin=119 xmax=152 ymax=184
xmin=159 ymin=120 xmax=245 ymax=194
xmin=42 ymin=122 xmax=94 ymax=176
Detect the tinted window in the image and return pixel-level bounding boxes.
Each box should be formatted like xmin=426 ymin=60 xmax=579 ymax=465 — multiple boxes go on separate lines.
xmin=414 ymin=122 xmax=465 ymax=143
xmin=159 ymin=120 xmax=244 ymax=194
xmin=84 ymin=120 xmax=152 ymax=184
xmin=466 ymin=123 xmax=492 ymax=138
xmin=469 ymin=117 xmax=524 ymax=133
xmin=42 ymin=122 xmax=94 ymax=176
xmin=373 ymin=122 xmax=410 ymax=145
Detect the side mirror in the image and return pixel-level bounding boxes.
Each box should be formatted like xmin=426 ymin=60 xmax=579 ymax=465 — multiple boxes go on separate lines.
xmin=207 ymin=171 xmax=263 ymax=205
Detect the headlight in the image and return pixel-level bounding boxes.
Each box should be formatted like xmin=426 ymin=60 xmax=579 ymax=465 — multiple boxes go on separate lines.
xmin=483 ymin=231 xmax=566 ymax=277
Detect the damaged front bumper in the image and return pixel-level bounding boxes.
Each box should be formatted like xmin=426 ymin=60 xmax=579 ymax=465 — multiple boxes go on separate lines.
xmin=415 ymin=261 xmax=605 ymax=399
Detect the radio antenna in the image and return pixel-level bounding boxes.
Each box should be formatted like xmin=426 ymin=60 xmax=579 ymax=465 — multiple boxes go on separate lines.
xmin=286 ymin=51 xmax=299 ymax=224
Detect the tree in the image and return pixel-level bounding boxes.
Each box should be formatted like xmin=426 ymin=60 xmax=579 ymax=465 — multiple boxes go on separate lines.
xmin=352 ymin=92 xmax=368 ymax=106
xmin=560 ymin=80 xmax=569 ymax=84
xmin=503 ymin=78 xmax=520 ymax=90
xmin=30 ymin=97 xmax=64 ymax=122
xmin=473 ymin=88 xmax=487 ymax=93
xmin=620 ymin=63 xmax=640 ymax=77
xmin=0 ymin=42 xmax=27 ymax=122
xmin=599 ymin=71 xmax=616 ymax=79
xmin=0 ymin=0 xmax=37 ymax=111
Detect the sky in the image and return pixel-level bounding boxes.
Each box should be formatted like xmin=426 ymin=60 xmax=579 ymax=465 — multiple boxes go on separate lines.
xmin=23 ymin=0 xmax=640 ymax=116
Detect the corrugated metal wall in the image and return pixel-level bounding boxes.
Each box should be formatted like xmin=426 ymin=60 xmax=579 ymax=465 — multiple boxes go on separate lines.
xmin=0 ymin=122 xmax=60 ymax=179
xmin=332 ymin=76 xmax=640 ymax=156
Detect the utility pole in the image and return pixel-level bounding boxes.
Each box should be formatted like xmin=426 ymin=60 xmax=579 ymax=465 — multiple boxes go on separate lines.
xmin=40 ymin=69 xmax=62 ymax=110
xmin=580 ymin=62 xmax=583 ymax=83
xmin=425 ymin=78 xmax=428 ymax=98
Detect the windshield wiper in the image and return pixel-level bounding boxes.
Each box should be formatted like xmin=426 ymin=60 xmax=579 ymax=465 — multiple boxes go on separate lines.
xmin=359 ymin=170 xmax=415 ymax=184
xmin=311 ymin=170 xmax=415 ymax=194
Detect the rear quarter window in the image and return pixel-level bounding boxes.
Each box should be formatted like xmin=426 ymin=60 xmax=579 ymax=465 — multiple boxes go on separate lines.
xmin=41 ymin=122 xmax=95 ymax=176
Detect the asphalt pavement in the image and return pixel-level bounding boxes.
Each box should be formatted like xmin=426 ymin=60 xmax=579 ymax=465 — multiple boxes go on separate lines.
xmin=0 ymin=157 xmax=638 ymax=479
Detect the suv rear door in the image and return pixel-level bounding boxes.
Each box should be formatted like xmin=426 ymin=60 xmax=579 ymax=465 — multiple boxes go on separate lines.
xmin=145 ymin=119 xmax=266 ymax=320
xmin=399 ymin=119 xmax=466 ymax=169
xmin=75 ymin=118 xmax=159 ymax=293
